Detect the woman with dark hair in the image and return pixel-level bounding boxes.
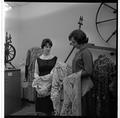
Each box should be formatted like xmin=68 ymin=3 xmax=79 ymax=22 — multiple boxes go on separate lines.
xmin=32 ymin=38 xmax=57 ymax=116
xmin=68 ymin=29 xmax=95 ymax=116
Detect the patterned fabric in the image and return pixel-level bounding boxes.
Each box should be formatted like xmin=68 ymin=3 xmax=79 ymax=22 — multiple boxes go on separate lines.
xmin=32 ymin=75 xmax=53 ymax=97
xmin=51 ymin=62 xmax=93 ymax=116
xmin=93 ymin=55 xmax=116 ymax=117
xmin=60 ymin=71 xmax=82 ymax=116
xmin=50 ymin=62 xmax=70 ymax=115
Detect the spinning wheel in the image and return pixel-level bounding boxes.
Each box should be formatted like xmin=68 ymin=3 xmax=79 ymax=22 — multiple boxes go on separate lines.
xmin=96 ymin=3 xmax=117 ymax=43
xmin=5 ymin=44 xmax=16 ymax=63
xmin=5 ymin=32 xmax=16 ymax=68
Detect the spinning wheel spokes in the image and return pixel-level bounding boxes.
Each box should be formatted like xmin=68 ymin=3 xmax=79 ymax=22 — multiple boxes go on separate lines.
xmin=96 ymin=18 xmax=116 ymax=24
xmin=5 ymin=43 xmax=16 ymax=63
xmin=96 ymin=3 xmax=117 ymax=43
xmin=103 ymin=3 xmax=116 ymax=11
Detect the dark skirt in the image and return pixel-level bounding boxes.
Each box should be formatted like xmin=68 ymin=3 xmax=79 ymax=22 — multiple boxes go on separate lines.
xmin=35 ymin=95 xmax=54 ymax=115
xmin=82 ymin=87 xmax=96 ymax=117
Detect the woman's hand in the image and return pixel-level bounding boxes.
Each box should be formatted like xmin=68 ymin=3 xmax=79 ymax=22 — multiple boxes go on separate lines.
xmin=42 ymin=73 xmax=53 ymax=81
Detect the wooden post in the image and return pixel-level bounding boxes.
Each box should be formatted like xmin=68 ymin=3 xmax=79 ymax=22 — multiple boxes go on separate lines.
xmin=64 ymin=16 xmax=83 ymax=63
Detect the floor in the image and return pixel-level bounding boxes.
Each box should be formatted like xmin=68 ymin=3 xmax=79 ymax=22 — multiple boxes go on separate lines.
xmin=10 ymin=100 xmax=47 ymax=116
xmin=11 ymin=102 xmax=36 ymax=116
xmin=7 ymin=98 xmax=117 ymax=117
xmin=6 ymin=99 xmax=53 ymax=116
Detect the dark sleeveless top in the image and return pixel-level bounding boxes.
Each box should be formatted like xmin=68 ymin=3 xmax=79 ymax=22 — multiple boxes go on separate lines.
xmin=37 ymin=56 xmax=57 ymax=76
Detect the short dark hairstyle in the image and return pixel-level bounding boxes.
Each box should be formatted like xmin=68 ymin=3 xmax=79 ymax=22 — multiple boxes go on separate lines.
xmin=41 ymin=38 xmax=53 ymax=49
xmin=68 ymin=29 xmax=89 ymax=45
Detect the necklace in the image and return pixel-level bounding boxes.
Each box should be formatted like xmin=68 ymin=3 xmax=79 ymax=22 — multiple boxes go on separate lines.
xmin=40 ymin=54 xmax=54 ymax=60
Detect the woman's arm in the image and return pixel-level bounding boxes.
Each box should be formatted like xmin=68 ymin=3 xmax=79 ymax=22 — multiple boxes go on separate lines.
xmin=34 ymin=59 xmax=40 ymax=79
xmin=81 ymin=50 xmax=93 ymax=78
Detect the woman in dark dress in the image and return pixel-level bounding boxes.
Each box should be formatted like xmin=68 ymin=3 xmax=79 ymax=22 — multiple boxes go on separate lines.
xmin=68 ymin=29 xmax=95 ymax=116
xmin=32 ymin=38 xmax=57 ymax=116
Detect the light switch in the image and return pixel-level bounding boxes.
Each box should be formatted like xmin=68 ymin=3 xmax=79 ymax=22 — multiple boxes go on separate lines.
xmin=8 ymin=72 xmax=12 ymax=76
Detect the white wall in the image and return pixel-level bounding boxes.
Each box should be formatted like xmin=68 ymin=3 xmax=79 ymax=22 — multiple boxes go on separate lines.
xmin=5 ymin=2 xmax=116 ymax=67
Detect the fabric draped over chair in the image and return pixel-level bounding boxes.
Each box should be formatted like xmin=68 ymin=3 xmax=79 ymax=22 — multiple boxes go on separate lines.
xmin=24 ymin=47 xmax=42 ymax=101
